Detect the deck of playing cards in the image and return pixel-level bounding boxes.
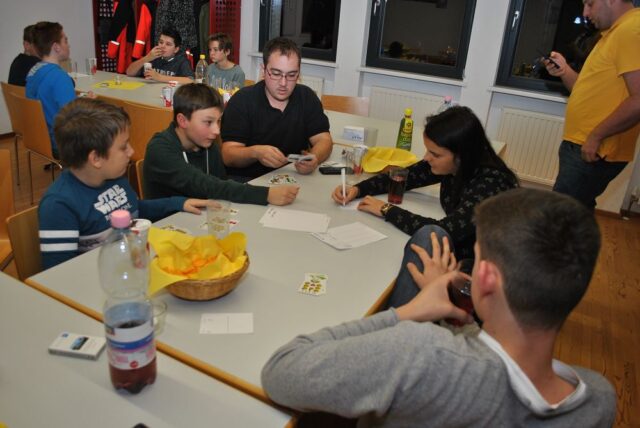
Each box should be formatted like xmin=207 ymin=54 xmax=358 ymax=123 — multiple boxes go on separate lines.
xmin=269 ymin=174 xmax=298 ymax=185
xmin=298 ymin=273 xmax=328 ymax=296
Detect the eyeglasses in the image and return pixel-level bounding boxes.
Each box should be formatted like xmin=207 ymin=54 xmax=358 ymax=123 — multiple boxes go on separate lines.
xmin=265 ymin=67 xmax=299 ymax=82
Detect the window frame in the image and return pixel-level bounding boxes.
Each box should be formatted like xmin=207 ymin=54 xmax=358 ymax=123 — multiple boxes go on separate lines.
xmin=365 ymin=0 xmax=477 ymax=80
xmin=495 ymin=0 xmax=574 ymax=95
xmin=258 ymin=0 xmax=341 ymax=62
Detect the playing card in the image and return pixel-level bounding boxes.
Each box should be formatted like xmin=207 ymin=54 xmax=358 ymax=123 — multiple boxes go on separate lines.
xmin=160 ymin=224 xmax=191 ymax=234
xmin=268 ymin=174 xmax=298 ymax=185
xmin=298 ymin=273 xmax=328 ymax=296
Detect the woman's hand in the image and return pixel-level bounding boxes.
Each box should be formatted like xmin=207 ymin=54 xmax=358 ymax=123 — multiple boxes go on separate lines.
xmin=357 ymin=196 xmax=386 ymax=217
xmin=331 ymin=185 xmax=359 ymax=205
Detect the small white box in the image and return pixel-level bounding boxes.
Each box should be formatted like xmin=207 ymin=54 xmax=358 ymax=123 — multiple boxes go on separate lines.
xmin=341 ymin=126 xmax=378 ymax=147
xmin=48 ymin=331 xmax=106 ymax=360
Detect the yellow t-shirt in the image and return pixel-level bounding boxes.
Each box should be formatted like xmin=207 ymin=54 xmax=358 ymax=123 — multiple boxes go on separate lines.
xmin=563 ymin=8 xmax=640 ymax=162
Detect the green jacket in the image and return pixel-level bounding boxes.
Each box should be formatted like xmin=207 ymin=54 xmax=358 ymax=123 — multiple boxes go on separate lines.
xmin=143 ymin=123 xmax=269 ymax=204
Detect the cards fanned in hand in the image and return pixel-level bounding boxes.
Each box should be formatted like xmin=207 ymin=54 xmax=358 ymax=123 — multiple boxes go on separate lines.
xmin=268 ymin=174 xmax=298 ymax=185
xmin=298 ymin=273 xmax=328 ymax=296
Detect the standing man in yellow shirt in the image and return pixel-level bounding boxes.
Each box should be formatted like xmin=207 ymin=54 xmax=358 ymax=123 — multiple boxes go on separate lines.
xmin=545 ymin=0 xmax=640 ymax=209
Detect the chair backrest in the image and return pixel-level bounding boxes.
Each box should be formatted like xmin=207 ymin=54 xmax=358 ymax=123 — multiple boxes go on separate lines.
xmin=1 ymin=82 xmax=26 ymax=135
xmin=122 ymin=101 xmax=174 ymax=162
xmin=11 ymin=92 xmax=55 ymax=159
xmin=135 ymin=158 xmax=145 ymax=199
xmin=244 ymin=79 xmax=255 ymax=87
xmin=0 ymin=150 xmax=15 ymax=239
xmin=321 ymin=95 xmax=370 ymax=117
xmin=6 ymin=206 xmax=41 ymax=280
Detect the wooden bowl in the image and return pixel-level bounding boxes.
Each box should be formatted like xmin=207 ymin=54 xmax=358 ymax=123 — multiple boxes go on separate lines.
xmin=167 ymin=255 xmax=249 ymax=301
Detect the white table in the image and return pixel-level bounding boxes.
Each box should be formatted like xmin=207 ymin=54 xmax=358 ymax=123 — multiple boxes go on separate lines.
xmin=0 ymin=272 xmax=291 ymax=427
xmin=27 ymin=165 xmax=444 ymax=400
xmin=74 ymin=71 xmax=171 ymax=108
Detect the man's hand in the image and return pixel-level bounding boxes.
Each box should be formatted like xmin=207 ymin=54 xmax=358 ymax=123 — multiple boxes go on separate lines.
xmin=406 ymin=234 xmax=457 ymax=289
xmin=331 ymin=185 xmax=359 ymax=205
xmin=267 ymin=185 xmax=299 ymax=205
xmin=254 ymin=145 xmax=288 ymax=168
xmin=582 ymin=134 xmax=603 ymax=162
xmin=293 ymin=152 xmax=319 ymax=174
xmin=357 ymin=196 xmax=386 ymax=217
xmin=544 ymin=51 xmax=568 ymax=77
xmin=183 ymin=198 xmax=212 ymax=214
xmin=395 ymin=271 xmax=473 ymax=324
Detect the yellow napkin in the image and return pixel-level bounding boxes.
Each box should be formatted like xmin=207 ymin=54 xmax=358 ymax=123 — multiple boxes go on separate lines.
xmin=362 ymin=147 xmax=418 ymax=173
xmin=93 ymin=80 xmax=146 ymax=90
xmin=147 ymin=228 xmax=247 ymax=295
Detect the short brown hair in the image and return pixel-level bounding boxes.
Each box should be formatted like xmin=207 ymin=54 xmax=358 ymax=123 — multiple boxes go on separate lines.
xmin=172 ymin=83 xmax=224 ymax=124
xmin=474 ymin=188 xmax=600 ymax=331
xmin=208 ymin=32 xmax=233 ymax=56
xmin=32 ymin=21 xmax=63 ymax=57
xmin=54 ymin=98 xmax=130 ymax=168
xmin=262 ymin=37 xmax=301 ymax=67
xmin=23 ymin=24 xmax=36 ymax=44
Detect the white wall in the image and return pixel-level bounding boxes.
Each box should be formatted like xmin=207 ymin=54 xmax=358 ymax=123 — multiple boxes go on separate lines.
xmin=0 ymin=0 xmax=95 ymax=133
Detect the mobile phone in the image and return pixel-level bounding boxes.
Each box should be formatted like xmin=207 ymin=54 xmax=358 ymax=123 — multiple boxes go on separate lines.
xmin=537 ymin=50 xmax=559 ymax=69
xmin=319 ymin=166 xmax=353 ymax=175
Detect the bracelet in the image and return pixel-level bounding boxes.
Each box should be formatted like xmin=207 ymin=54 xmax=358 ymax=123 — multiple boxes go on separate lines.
xmin=380 ymin=203 xmax=394 ymax=217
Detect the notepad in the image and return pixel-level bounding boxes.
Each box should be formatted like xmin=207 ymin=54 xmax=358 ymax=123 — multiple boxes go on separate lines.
xmin=312 ymin=222 xmax=387 ymax=250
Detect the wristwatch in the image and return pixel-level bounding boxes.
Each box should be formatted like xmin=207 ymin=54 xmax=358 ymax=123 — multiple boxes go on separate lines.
xmin=380 ymin=203 xmax=394 ymax=217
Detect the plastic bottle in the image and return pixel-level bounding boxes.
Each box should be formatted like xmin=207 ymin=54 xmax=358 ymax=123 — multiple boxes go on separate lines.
xmin=396 ymin=108 xmax=413 ymax=151
xmin=195 ymin=54 xmax=208 ymax=84
xmin=98 ymin=210 xmax=156 ymax=394
xmin=436 ymin=96 xmax=453 ymax=114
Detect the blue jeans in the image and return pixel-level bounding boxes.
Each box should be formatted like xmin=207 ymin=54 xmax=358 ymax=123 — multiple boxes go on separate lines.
xmin=384 ymin=225 xmax=472 ymax=309
xmin=553 ymin=141 xmax=627 ymax=210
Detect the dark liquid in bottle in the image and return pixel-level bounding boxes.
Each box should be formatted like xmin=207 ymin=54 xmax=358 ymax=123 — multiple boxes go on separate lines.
xmin=108 ymin=319 xmax=157 ymax=394
xmin=388 ymin=177 xmax=406 ymax=204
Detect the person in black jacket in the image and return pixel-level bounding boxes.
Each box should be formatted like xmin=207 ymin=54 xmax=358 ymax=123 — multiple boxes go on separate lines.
xmin=8 ymin=25 xmax=40 ymax=86
xmin=333 ymin=106 xmax=519 ymax=307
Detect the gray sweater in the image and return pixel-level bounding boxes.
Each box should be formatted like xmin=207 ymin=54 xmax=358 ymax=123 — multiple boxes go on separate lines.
xmin=261 ymin=310 xmax=616 ymax=427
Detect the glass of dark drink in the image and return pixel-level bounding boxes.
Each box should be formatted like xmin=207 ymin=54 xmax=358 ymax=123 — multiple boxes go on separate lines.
xmin=445 ymin=277 xmax=474 ymax=327
xmin=388 ymin=167 xmax=409 ymax=204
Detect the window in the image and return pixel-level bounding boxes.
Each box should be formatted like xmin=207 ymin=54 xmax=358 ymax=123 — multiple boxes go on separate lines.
xmin=366 ymin=0 xmax=477 ymax=80
xmin=496 ymin=0 xmax=600 ymax=94
xmin=259 ymin=0 xmax=341 ymax=62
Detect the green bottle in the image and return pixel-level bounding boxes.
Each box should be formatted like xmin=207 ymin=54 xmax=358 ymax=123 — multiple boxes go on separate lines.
xmin=396 ymin=108 xmax=413 ymax=151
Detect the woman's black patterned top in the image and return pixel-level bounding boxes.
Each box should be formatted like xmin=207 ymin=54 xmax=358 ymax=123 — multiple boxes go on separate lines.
xmin=355 ymin=160 xmax=518 ymax=259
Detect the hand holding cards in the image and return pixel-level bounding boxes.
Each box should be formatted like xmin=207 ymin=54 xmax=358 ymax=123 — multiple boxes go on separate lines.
xmin=287 ymin=153 xmax=316 ymax=163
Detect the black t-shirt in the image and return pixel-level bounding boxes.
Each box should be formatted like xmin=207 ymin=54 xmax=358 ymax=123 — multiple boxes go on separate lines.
xmin=8 ymin=53 xmax=40 ymax=86
xmin=221 ymin=80 xmax=330 ymax=178
xmin=138 ymin=53 xmax=194 ymax=78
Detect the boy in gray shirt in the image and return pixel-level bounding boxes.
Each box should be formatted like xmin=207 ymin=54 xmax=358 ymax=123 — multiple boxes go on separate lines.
xmin=206 ymin=32 xmax=245 ymax=89
xmin=262 ymin=188 xmax=616 ymax=427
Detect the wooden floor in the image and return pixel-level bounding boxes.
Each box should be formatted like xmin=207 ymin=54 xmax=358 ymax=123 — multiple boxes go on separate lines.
xmin=1 ymin=135 xmax=639 ymax=426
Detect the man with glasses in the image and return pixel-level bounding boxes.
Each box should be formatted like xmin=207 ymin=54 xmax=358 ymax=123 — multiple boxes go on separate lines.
xmin=221 ymin=37 xmax=333 ymax=180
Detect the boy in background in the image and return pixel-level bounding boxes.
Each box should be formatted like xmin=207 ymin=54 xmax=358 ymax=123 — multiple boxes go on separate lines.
xmin=143 ymin=83 xmax=298 ymax=206
xmin=126 ymin=27 xmax=194 ymax=84
xmin=206 ymin=33 xmax=245 ymax=89
xmin=8 ymin=24 xmax=40 ymax=86
xmin=39 ymin=98 xmax=209 ymax=269
xmin=262 ymin=188 xmax=615 ymax=427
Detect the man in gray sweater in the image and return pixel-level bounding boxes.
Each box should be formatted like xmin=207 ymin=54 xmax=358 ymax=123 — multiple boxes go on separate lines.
xmin=262 ymin=188 xmax=616 ymax=427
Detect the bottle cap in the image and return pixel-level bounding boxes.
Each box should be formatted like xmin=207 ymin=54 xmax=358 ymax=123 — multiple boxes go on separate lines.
xmin=110 ymin=210 xmax=131 ymax=228
xmin=200 ymin=54 xmax=206 ymax=59
xmin=404 ymin=108 xmax=412 ymax=116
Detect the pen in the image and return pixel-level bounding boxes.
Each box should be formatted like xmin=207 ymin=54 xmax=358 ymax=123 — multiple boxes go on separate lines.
xmin=341 ymin=168 xmax=346 ymax=207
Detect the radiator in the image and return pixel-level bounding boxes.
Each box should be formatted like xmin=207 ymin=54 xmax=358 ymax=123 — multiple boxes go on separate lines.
xmin=497 ymin=108 xmax=564 ymax=186
xmin=369 ymin=86 xmax=444 ymax=122
xmin=299 ymin=75 xmax=324 ymax=97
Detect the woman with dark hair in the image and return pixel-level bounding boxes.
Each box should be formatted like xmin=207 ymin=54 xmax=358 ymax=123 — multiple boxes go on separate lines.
xmin=332 ymin=106 xmax=518 ymax=307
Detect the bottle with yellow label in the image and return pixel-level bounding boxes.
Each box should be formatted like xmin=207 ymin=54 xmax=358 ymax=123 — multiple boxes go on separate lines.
xmin=396 ymin=108 xmax=413 ymax=151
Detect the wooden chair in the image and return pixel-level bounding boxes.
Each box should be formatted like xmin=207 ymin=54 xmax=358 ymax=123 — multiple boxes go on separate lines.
xmin=0 ymin=150 xmax=16 ymax=271
xmin=244 ymin=79 xmax=255 ymax=87
xmin=6 ymin=206 xmax=41 ymax=281
xmin=10 ymin=92 xmax=62 ymax=205
xmin=135 ymin=159 xmax=145 ymax=199
xmin=321 ymin=95 xmax=370 ymax=117
xmin=122 ymin=101 xmax=174 ymax=162
xmin=1 ymin=82 xmax=26 ymax=185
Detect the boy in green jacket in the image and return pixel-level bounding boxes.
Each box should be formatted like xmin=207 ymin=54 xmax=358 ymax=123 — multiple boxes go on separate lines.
xmin=143 ymin=83 xmax=299 ymax=205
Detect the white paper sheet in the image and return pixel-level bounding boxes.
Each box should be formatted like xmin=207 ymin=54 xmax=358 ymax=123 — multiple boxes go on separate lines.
xmin=199 ymin=313 xmax=254 ymax=334
xmin=259 ymin=207 xmax=330 ymax=233
xmin=312 ymin=222 xmax=387 ymax=250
